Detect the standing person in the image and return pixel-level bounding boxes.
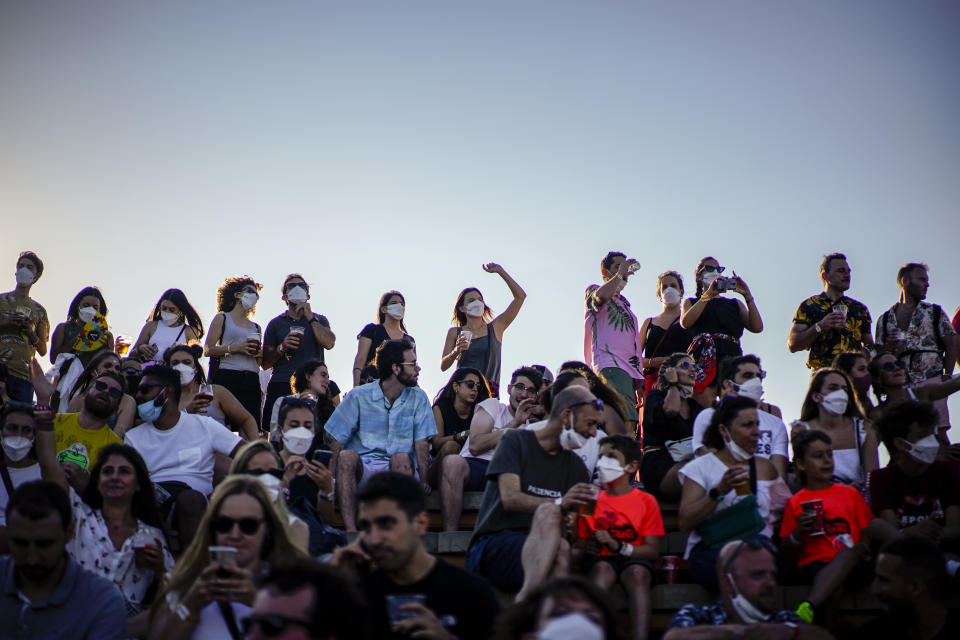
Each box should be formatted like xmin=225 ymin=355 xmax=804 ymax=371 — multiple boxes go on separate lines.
xmin=583 ymin=251 xmax=644 ymax=435
xmin=332 ymin=472 xmax=501 ymax=640
xmin=428 ymin=367 xmax=489 ymax=490
xmin=639 ymin=270 xmax=693 ymax=396
xmin=789 ymin=252 xmax=874 ymax=370
xmin=0 ymin=251 xmax=49 ymax=402
xmin=260 ymin=274 xmax=335 ymax=430
xmin=440 ymin=262 xmax=526 ymax=397
xmin=680 ymin=257 xmax=762 ymax=394
xmin=352 ymin=290 xmax=415 ymax=387
xmin=49 ymin=286 xmax=114 ymax=366
xmin=204 ymin=276 xmax=264 ymax=432
xmin=131 ymin=289 xmax=205 ymax=366
xmin=875 ymin=262 xmax=957 ymax=432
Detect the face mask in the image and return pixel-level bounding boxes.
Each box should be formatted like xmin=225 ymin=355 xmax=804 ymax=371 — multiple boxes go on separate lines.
xmin=282 ymin=426 xmax=313 ymax=456
xmin=560 ymin=413 xmax=589 ymax=451
xmin=240 ymin=292 xmax=259 ymax=310
xmin=820 ymin=389 xmax=848 ymax=416
xmin=385 ymin=303 xmax=405 ymax=320
xmin=724 ymin=431 xmax=754 ymax=462
xmin=597 ymin=455 xmax=626 ymax=484
xmin=14 ymin=267 xmax=34 ymax=286
xmin=256 ymin=473 xmax=282 ymax=503
xmin=852 ymin=373 xmax=872 ymax=395
xmin=726 ymin=573 xmax=769 ymax=624
xmin=286 ymin=286 xmax=308 ymax=304
xmin=537 ymin=613 xmax=604 ymax=640
xmin=465 ymin=300 xmax=485 ymax=317
xmin=137 ymin=393 xmax=166 ymax=423
xmin=160 ymin=310 xmax=179 ymax=326
xmin=1 ymin=436 xmax=33 ymax=462
xmin=734 ymin=378 xmax=764 ymax=402
xmin=702 ymin=271 xmax=720 ymax=288
xmin=660 ymin=287 xmax=682 ymax=306
xmin=78 ymin=306 xmax=97 ymax=323
xmin=172 ymin=363 xmax=196 ymax=385
xmin=902 ymin=434 xmax=939 ymax=465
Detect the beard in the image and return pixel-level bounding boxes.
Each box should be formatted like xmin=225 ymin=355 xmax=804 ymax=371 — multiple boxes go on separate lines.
xmin=397 ymin=370 xmax=419 ymax=388
xmin=84 ymin=393 xmax=116 ymax=419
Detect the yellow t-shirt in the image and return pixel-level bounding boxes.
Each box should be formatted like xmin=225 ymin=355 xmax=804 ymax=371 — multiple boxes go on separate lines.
xmin=54 ymin=413 xmax=122 ymax=472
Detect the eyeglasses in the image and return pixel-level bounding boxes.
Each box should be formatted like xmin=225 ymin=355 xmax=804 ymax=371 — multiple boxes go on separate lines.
xmin=93 ymin=380 xmax=123 ymax=399
xmin=569 ymin=399 xmax=604 ymax=412
xmin=511 ymin=383 xmax=537 ymax=395
xmin=701 ymin=265 xmax=725 ymax=274
xmin=240 ymin=614 xmax=312 ymax=638
xmin=398 ymin=361 xmax=419 ymax=367
xmin=212 ymin=516 xmax=264 ymax=535
xmin=458 ymin=380 xmax=480 ymax=390
xmin=881 ymin=361 xmax=906 ymax=372
xmin=676 ymin=361 xmax=695 ymax=370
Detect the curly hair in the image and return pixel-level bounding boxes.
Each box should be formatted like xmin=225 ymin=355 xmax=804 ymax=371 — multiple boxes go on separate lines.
xmin=216 ymin=275 xmax=263 ymax=313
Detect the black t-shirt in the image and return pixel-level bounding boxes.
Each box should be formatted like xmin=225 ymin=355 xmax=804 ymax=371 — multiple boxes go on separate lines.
xmin=358 ymin=558 xmax=500 ymax=640
xmin=358 ymin=323 xmax=415 ymax=367
xmin=860 ymin=609 xmax=960 ymax=640
xmin=869 ymin=461 xmax=960 ymax=529
xmin=263 ymin=312 xmax=330 ymax=382
xmin=641 ymin=389 xmax=702 ymax=447
xmin=471 ymin=429 xmax=589 ymax=544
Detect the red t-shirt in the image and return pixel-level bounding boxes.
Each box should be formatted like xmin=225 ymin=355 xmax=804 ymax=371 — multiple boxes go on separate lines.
xmin=780 ymin=484 xmax=874 ymax=567
xmin=577 ymin=488 xmax=664 ymax=556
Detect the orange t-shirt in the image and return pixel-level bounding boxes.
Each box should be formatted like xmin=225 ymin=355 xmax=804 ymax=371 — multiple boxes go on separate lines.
xmin=779 ymin=483 xmax=874 ymax=567
xmin=577 ymin=488 xmax=665 ymax=556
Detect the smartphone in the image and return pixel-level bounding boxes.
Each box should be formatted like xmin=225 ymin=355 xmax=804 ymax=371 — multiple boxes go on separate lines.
xmin=209 ymin=546 xmax=237 ymax=577
xmin=312 ymin=449 xmax=333 ymax=467
xmin=716 ymin=277 xmax=737 ymax=293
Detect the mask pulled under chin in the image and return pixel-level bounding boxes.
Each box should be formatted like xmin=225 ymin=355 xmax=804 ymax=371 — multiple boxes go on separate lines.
xmin=536 ymin=613 xmax=605 ymax=640
xmin=727 ymin=574 xmax=770 ymax=624
xmin=283 ymin=427 xmax=314 ymax=455
xmin=725 ymin=436 xmax=754 ymax=462
xmin=560 ymin=414 xmax=590 ymax=450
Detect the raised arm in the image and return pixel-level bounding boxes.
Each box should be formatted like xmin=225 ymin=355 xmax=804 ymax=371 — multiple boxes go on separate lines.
xmin=486 ymin=263 xmax=526 ymax=340
xmin=34 ymin=408 xmax=69 ymax=493
xmin=732 ymin=273 xmax=763 ymax=333
xmin=680 ymin=280 xmax=719 ymax=330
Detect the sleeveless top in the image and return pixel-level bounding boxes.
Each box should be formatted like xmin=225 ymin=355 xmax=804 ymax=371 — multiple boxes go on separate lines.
xmin=436 ymin=401 xmax=474 ymax=437
xmin=796 ymin=418 xmax=868 ymax=487
xmin=643 ymin=319 xmax=693 ymax=367
xmin=218 ymin=314 xmax=261 ymax=373
xmin=686 ymin=297 xmax=744 ymax=359
xmin=148 ymin=321 xmax=188 ymax=364
xmin=457 ymin=323 xmax=501 ymax=390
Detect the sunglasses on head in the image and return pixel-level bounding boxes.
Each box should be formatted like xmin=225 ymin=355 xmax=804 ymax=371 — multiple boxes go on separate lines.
xmin=241 ymin=614 xmax=312 ymax=638
xmin=212 ymin=516 xmax=264 ymax=535
xmin=280 ymin=397 xmax=316 ymax=410
xmin=458 ymin=380 xmax=480 ymax=390
xmin=722 ymin=535 xmax=778 ymax=573
xmin=93 ymin=380 xmax=123 ymax=399
xmin=881 ymin=361 xmax=906 ymax=371
xmin=570 ymin=398 xmax=604 ymax=412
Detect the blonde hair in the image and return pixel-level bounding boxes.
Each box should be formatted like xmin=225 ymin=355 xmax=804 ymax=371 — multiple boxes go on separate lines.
xmin=227 ymin=441 xmax=301 ymax=531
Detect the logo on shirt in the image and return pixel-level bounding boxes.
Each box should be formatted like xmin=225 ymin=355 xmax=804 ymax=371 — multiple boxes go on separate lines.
xmin=755 ymin=431 xmax=772 ymax=456
xmin=525 ymin=485 xmax=561 ymax=498
xmin=57 ymin=443 xmax=90 ymax=471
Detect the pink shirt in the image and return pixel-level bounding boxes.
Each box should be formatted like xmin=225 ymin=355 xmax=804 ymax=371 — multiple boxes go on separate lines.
xmin=584 ymin=284 xmax=643 ymax=379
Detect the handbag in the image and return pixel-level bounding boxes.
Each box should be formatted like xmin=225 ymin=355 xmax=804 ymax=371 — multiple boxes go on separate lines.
xmin=696 ymin=458 xmax=764 ymax=549
xmin=207 ymin=313 xmax=226 ymax=381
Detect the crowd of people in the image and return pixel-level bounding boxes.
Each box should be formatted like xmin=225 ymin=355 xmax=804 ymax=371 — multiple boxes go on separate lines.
xmin=1 ymin=248 xmax=959 ymax=639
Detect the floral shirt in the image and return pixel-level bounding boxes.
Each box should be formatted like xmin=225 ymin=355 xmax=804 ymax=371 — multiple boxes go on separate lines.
xmin=875 ymin=302 xmax=956 ymax=383
xmin=0 ymin=293 xmax=49 ymax=380
xmin=584 ymin=284 xmax=642 ymax=379
xmin=793 ymin=293 xmax=871 ymax=369
xmin=67 ymin=488 xmax=174 ymax=615
xmin=669 ymin=599 xmax=804 ymax=628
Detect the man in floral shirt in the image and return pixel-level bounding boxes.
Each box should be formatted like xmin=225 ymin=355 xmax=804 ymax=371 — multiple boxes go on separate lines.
xmin=789 ymin=252 xmax=874 ymax=370
xmin=584 ymin=251 xmax=643 ymax=435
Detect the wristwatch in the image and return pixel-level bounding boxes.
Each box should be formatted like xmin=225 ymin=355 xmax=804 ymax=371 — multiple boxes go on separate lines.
xmin=814 ymin=323 xmax=823 ymax=334
xmin=708 ymin=487 xmax=723 ymax=501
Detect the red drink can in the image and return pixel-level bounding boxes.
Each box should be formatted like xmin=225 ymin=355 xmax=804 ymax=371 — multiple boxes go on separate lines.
xmin=660 ymin=555 xmax=679 ymax=584
xmin=801 ymin=499 xmax=825 ymax=535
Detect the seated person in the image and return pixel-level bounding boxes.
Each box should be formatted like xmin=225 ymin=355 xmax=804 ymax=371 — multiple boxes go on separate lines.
xmin=428 ymin=368 xmax=490 ymax=491
xmin=467 ymin=386 xmax=600 ymax=598
xmin=65 ymin=351 xmax=137 ymax=437
xmin=332 ymin=472 xmax=500 ymax=640
xmin=576 ymin=435 xmax=663 ymax=640
xmin=558 ymin=360 xmax=629 ymax=436
xmin=267 ymin=359 xmax=338 ymax=434
xmin=274 ymin=397 xmax=335 ymax=514
xmin=664 ymin=537 xmax=832 ymax=640
xmin=124 ymin=365 xmax=243 ymax=547
xmin=0 ymin=404 xmax=42 ymax=551
xmin=492 ymin=576 xmax=619 ymax=640
xmin=870 ymin=400 xmax=960 ymax=549
xmin=324 ymin=339 xmax=436 ymax=531
xmin=781 ymin=430 xmax=898 ymax=626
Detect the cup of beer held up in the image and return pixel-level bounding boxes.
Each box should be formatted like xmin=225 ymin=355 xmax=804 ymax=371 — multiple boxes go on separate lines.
xmin=734 ymin=465 xmax=752 ymax=496
xmin=578 ymin=484 xmax=600 ymax=517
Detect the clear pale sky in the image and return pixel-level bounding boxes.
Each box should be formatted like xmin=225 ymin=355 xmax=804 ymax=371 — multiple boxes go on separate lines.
xmin=2 ymin=1 xmax=958 ymax=448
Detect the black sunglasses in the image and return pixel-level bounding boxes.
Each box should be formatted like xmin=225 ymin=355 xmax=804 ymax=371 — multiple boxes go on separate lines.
xmin=458 ymin=380 xmax=480 ymax=390
xmin=701 ymin=265 xmax=725 ymax=274
xmin=280 ymin=397 xmax=316 ymax=410
xmin=881 ymin=361 xmax=906 ymax=372
xmin=283 ymin=282 xmax=308 ymax=293
xmin=212 ymin=516 xmax=264 ymax=535
xmin=570 ymin=399 xmax=604 ymax=412
xmin=93 ymin=380 xmax=123 ymax=399
xmin=241 ymin=614 xmax=312 ymax=637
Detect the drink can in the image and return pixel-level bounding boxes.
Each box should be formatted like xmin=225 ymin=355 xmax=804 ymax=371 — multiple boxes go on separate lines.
xmin=801 ymin=499 xmax=825 ymax=535
xmin=660 ymin=555 xmax=679 ymax=584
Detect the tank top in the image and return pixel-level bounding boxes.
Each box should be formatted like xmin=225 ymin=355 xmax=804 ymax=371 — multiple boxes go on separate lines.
xmin=796 ymin=418 xmax=868 ymax=487
xmin=643 ymin=320 xmax=693 ymax=363
xmin=218 ymin=314 xmax=261 ymax=373
xmin=457 ymin=323 xmax=501 ymax=389
xmin=148 ymin=321 xmax=188 ymax=364
xmin=436 ymin=401 xmax=474 ymax=437
xmin=686 ymin=297 xmax=744 ymax=359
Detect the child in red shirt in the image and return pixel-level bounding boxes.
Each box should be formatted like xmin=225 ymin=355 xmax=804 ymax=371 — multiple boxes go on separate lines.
xmin=577 ymin=435 xmax=663 ymax=640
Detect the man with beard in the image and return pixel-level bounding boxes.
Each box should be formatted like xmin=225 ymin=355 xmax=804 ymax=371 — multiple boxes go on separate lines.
xmin=665 ymin=537 xmax=833 ymax=639
xmin=332 ymin=472 xmax=499 ymax=640
xmin=0 ymin=480 xmax=126 ymax=639
xmin=325 ymin=339 xmax=437 ymax=532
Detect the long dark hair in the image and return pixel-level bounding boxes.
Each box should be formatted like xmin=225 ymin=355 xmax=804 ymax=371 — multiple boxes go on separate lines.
xmin=150 ymin=288 xmax=205 ymax=339
xmin=162 ymin=343 xmax=207 ymax=385
xmin=82 ymin=444 xmax=163 ymax=529
xmin=702 ymin=396 xmax=758 ymax=450
xmin=799 ymin=368 xmax=863 ymax=421
xmin=433 ymin=367 xmax=490 ymax=409
xmin=694 ymin=256 xmax=719 ymax=298
xmin=451 ymin=288 xmax=493 ymax=327
xmin=376 ymin=290 xmax=408 ymax=332
xmin=290 ymin=360 xmax=335 ymax=427
xmin=69 ymin=351 xmax=123 ymax=400
xmin=67 ymin=286 xmax=109 ymax=322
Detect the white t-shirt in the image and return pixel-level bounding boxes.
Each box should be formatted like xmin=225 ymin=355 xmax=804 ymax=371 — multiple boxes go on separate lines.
xmin=677 ymin=452 xmax=791 ymax=558
xmin=521 ymin=420 xmax=608 ymax=483
xmin=167 ymin=593 xmax=250 ymax=639
xmin=692 ymin=408 xmax=789 ymax=461
xmin=0 ymin=462 xmax=42 ymax=526
xmin=460 ymin=398 xmax=514 ymax=462
xmin=124 ymin=412 xmax=241 ymax=495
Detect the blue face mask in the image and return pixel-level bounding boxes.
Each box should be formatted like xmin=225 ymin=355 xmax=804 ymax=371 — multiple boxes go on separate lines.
xmin=137 ymin=393 xmax=165 ymax=423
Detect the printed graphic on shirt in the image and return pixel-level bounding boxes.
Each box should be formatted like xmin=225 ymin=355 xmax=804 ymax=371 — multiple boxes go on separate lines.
xmin=57 ymin=443 xmax=91 ymax=471
xmin=756 ymin=431 xmax=772 ymax=457
xmin=897 ymin=496 xmax=945 ymax=528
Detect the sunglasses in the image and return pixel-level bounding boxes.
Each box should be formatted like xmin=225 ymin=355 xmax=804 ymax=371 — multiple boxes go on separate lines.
xmin=881 ymin=361 xmax=906 ymax=372
xmin=121 ymin=367 xmax=140 ymax=376
xmin=241 ymin=614 xmax=312 ymax=637
xmin=676 ymin=361 xmax=696 ymax=370
xmin=701 ymin=265 xmax=725 ymax=274
xmin=458 ymin=380 xmax=480 ymax=390
xmin=283 ymin=282 xmax=307 ymax=293
xmin=93 ymin=380 xmax=123 ymax=399
xmin=212 ymin=516 xmax=264 ymax=535
xmin=280 ymin=397 xmax=316 ymax=410
xmin=570 ymin=399 xmax=604 ymax=412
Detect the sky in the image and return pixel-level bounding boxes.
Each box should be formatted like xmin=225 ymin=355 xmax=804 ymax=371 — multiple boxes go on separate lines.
xmin=2 ymin=1 xmax=959 ymax=448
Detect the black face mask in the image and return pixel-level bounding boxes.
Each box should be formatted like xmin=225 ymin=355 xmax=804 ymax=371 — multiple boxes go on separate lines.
xmin=125 ymin=375 xmax=142 ymax=397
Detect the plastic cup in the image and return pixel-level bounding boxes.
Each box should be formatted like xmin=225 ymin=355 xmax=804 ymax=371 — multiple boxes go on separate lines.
xmin=289 ymin=326 xmax=305 ymax=337
xmin=133 ymin=529 xmax=155 ymax=568
xmin=460 ymin=330 xmax=473 ymax=349
xmin=661 ymin=555 xmax=679 ymax=584
xmin=386 ymin=594 xmax=427 ymax=624
xmin=116 ymin=335 xmax=133 ymax=356
xmin=832 ymin=305 xmax=848 ymax=321
xmin=734 ymin=466 xmax=751 ymax=496
xmin=802 ymin=499 xmax=825 ymax=535
xmin=578 ymin=485 xmax=600 ymax=517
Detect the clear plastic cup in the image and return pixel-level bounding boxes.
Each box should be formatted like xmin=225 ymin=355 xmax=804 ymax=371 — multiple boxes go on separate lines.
xmin=578 ymin=484 xmax=600 ymax=517
xmin=386 ymin=594 xmax=427 ymax=624
xmin=832 ymin=305 xmax=848 ymax=321
xmin=460 ymin=330 xmax=473 ymax=350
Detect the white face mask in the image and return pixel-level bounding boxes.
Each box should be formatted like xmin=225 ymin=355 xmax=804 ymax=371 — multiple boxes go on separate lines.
xmin=256 ymin=473 xmax=282 ymax=503
xmin=1 ymin=436 xmax=33 ymax=462
xmin=464 ymin=299 xmax=485 ymax=318
xmin=78 ymin=306 xmax=97 ymax=323
xmin=240 ymin=292 xmax=259 ymax=310
xmin=724 ymin=431 xmax=754 ymax=462
xmin=160 ymin=310 xmax=179 ymax=326
xmin=734 ymin=378 xmax=764 ymax=402
xmin=282 ymin=426 xmax=313 ymax=455
xmin=902 ymin=434 xmax=939 ymax=465
xmin=286 ymin=286 xmax=308 ymax=304
xmin=385 ymin=303 xmax=405 ymax=320
xmin=560 ymin=413 xmax=590 ymax=451
xmin=702 ymin=271 xmax=720 ymax=288
xmin=172 ymin=363 xmax=196 ymax=385
xmin=660 ymin=287 xmax=682 ymax=306
xmin=597 ymin=455 xmax=626 ymax=484
xmin=14 ymin=267 xmax=34 ymax=286
xmin=537 ymin=613 xmax=605 ymax=640
xmin=726 ymin=573 xmax=769 ymax=624
xmin=820 ymin=389 xmax=848 ymax=416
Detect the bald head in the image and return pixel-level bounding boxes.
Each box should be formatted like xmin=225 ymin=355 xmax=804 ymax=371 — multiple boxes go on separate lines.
xmin=550 ymin=386 xmax=597 ymax=420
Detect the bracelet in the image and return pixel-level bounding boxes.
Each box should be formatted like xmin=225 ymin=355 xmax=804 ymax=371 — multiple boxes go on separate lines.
xmin=554 ymin=496 xmax=563 ymax=506
xmin=170 ymin=600 xmax=193 ymax=622
xmin=619 ymin=542 xmax=634 ymax=557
